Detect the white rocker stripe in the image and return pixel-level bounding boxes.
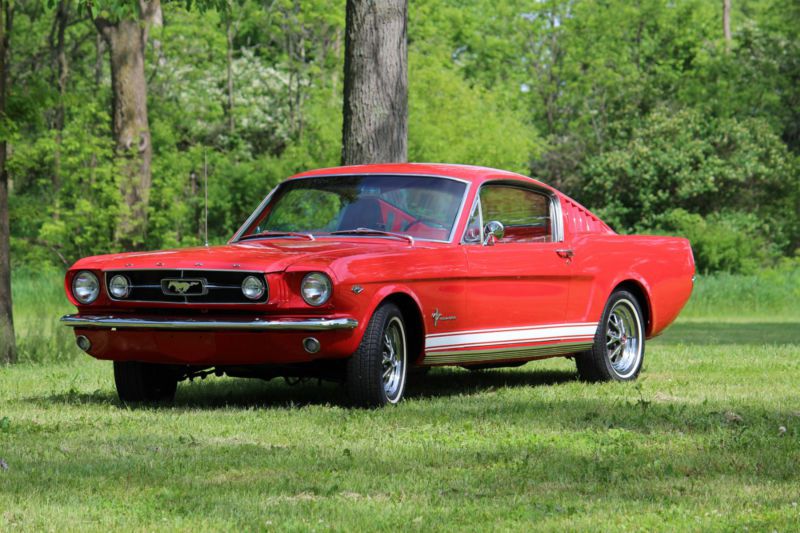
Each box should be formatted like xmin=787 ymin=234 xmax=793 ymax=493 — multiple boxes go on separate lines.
xmin=425 ymin=323 xmax=597 ymax=351
xmin=425 ymin=334 xmax=595 ymax=353
xmin=425 ymin=322 xmax=595 ymax=339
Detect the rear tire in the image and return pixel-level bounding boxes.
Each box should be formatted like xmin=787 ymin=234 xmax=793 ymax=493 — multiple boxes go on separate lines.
xmin=575 ymin=290 xmax=645 ymax=382
xmin=113 ymin=361 xmax=178 ymax=403
xmin=346 ymin=303 xmax=408 ymax=407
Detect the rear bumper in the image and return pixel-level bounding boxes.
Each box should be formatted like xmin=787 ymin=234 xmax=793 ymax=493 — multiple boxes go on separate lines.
xmin=61 ymin=314 xmax=358 ymax=331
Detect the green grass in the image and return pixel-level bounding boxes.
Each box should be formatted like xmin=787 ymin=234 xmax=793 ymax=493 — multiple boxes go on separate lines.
xmin=1 ymin=267 xmax=799 ymax=530
xmin=9 ymin=268 xmax=75 ymax=364
xmin=680 ymin=261 xmax=800 ymax=320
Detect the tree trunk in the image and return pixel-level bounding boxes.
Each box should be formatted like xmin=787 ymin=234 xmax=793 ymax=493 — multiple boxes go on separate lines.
xmin=94 ymin=0 xmax=160 ymax=249
xmin=94 ymin=32 xmax=105 ymax=86
xmin=225 ymin=12 xmax=235 ymax=134
xmin=0 ymin=0 xmax=16 ymax=364
xmin=51 ymin=0 xmax=69 ymax=200
xmin=723 ymin=0 xmax=732 ymax=50
xmin=341 ymin=0 xmax=407 ymax=165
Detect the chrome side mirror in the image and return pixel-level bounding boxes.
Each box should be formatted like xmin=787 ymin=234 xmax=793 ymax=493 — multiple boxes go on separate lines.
xmin=483 ymin=220 xmax=504 ymax=246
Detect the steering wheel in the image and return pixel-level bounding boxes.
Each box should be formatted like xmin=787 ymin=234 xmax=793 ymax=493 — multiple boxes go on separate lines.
xmin=405 ymin=217 xmax=447 ymax=231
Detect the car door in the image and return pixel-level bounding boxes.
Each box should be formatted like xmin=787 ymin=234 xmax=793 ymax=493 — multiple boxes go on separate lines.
xmin=424 ymin=182 xmax=591 ymax=365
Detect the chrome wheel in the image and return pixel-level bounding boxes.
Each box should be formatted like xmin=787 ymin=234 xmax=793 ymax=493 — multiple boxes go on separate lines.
xmin=347 ymin=302 xmax=409 ymax=407
xmin=381 ymin=316 xmax=406 ymax=403
xmin=605 ymin=298 xmax=642 ymax=378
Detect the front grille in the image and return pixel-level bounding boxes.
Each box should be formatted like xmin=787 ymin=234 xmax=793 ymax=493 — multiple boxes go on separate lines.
xmin=105 ymin=270 xmax=268 ymax=304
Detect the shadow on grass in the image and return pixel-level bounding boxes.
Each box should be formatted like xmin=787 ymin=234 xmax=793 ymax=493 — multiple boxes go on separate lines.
xmin=31 ymin=367 xmax=579 ymax=410
xmin=407 ymin=367 xmax=576 ymax=400
xmin=653 ymin=321 xmax=800 ymax=346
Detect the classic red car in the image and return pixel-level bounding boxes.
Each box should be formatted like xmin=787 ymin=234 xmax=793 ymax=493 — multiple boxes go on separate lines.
xmin=62 ymin=163 xmax=695 ymax=406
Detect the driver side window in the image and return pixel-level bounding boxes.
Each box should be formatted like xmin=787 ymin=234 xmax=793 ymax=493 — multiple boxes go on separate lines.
xmin=465 ymin=184 xmax=554 ymax=244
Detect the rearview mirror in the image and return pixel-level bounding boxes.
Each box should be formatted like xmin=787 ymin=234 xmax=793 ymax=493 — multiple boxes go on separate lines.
xmin=483 ymin=220 xmax=504 ymax=246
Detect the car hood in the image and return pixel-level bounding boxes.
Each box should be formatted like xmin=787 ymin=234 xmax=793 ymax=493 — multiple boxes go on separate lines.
xmin=71 ymin=239 xmax=415 ymax=273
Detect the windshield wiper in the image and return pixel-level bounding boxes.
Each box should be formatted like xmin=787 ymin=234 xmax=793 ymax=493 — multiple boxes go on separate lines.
xmin=329 ymin=228 xmax=414 ymax=245
xmin=239 ymin=231 xmax=315 ymax=242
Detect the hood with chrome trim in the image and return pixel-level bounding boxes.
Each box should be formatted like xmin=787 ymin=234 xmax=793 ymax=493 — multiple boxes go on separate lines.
xmin=69 ymin=239 xmax=417 ymax=273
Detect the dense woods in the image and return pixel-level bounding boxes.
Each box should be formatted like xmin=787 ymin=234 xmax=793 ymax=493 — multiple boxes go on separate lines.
xmin=3 ymin=0 xmax=799 ymax=276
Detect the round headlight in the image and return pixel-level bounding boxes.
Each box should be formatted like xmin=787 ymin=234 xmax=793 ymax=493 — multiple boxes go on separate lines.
xmin=301 ymin=272 xmax=332 ymax=306
xmin=72 ymin=271 xmax=100 ymax=304
xmin=108 ymin=275 xmax=131 ymax=299
xmin=241 ymin=275 xmax=266 ymax=300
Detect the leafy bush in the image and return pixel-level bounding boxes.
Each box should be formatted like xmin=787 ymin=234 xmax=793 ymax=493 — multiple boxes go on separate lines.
xmin=580 ymin=108 xmax=799 ymax=259
xmin=408 ymin=53 xmax=541 ymax=174
xmin=652 ymin=209 xmax=780 ymax=274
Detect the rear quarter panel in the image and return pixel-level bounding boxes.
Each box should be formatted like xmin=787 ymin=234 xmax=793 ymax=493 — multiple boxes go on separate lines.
xmin=569 ymin=234 xmax=695 ymax=337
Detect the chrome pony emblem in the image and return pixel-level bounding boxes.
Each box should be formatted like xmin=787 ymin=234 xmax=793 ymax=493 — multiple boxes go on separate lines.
xmin=432 ymin=308 xmax=456 ymax=327
xmin=161 ymin=279 xmax=206 ymax=296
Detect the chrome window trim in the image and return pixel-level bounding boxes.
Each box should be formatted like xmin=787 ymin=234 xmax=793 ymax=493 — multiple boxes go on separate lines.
xmin=230 ymin=173 xmax=472 ymax=245
xmin=229 ymin=185 xmax=279 ymax=243
xmin=460 ymin=180 xmax=564 ymax=245
xmin=550 ymin=194 xmax=565 ymax=243
xmin=460 ymin=192 xmax=484 ymax=245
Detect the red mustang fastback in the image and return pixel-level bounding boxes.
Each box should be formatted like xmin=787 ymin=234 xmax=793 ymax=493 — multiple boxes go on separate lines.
xmin=62 ymin=164 xmax=695 ymax=406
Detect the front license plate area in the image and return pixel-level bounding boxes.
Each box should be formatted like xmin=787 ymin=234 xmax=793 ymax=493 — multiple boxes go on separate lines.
xmin=154 ymin=331 xmax=218 ymax=362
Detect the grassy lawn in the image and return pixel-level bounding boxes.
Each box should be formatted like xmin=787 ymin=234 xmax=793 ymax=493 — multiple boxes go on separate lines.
xmin=1 ymin=269 xmax=799 ymax=531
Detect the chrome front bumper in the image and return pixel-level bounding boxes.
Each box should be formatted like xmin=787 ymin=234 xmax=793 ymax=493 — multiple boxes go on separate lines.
xmin=60 ymin=314 xmax=359 ymax=331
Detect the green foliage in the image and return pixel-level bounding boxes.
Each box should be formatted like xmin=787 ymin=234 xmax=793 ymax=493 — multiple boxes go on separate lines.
xmin=652 ymin=209 xmax=780 ymax=274
xmin=9 ymin=100 xmax=120 ymax=267
xmin=408 ymin=53 xmax=541 ymax=174
xmin=580 ymin=108 xmax=798 ymax=270
xmin=5 ymin=0 xmax=800 ymax=272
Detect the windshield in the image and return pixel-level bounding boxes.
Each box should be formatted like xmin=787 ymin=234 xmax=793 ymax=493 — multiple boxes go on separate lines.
xmin=239 ymin=175 xmax=468 ymax=242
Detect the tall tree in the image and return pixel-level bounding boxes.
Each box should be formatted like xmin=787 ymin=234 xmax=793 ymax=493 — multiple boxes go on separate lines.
xmin=341 ymin=0 xmax=407 ymax=165
xmin=0 ymin=0 xmax=15 ymax=364
xmin=92 ymin=0 xmax=161 ymax=248
xmin=723 ymin=0 xmax=732 ymax=49
xmin=50 ymin=0 xmax=69 ymax=198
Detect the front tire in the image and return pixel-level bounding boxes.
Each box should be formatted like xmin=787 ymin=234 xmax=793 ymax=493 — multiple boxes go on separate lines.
xmin=575 ymin=290 xmax=645 ymax=382
xmin=113 ymin=361 xmax=178 ymax=403
xmin=346 ymin=303 xmax=408 ymax=407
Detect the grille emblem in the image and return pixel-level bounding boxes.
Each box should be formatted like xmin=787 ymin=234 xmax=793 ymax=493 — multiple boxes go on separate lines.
xmin=161 ymin=279 xmax=207 ymax=296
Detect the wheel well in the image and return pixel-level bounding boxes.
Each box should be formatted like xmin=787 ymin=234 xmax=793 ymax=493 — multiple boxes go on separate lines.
xmin=382 ymin=293 xmax=425 ymax=365
xmin=613 ymin=280 xmax=652 ymax=336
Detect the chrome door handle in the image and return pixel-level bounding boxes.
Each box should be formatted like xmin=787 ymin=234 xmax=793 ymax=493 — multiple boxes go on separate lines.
xmin=556 ymin=249 xmax=574 ymax=259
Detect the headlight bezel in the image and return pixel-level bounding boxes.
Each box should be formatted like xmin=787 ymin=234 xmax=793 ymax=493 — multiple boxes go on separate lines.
xmin=108 ymin=274 xmax=131 ymax=299
xmin=300 ymin=272 xmax=332 ymax=307
xmin=72 ymin=270 xmax=100 ymax=304
xmin=241 ymin=275 xmax=267 ymax=301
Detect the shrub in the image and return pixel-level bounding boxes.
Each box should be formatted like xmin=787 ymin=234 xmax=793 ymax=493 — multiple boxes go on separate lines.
xmin=652 ymin=209 xmax=780 ymax=274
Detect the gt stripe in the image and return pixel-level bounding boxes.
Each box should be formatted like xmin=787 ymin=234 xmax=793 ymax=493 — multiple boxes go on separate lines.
xmin=425 ymin=335 xmax=595 ymax=353
xmin=425 ymin=322 xmax=595 ymax=338
xmin=424 ymin=323 xmax=597 ymax=351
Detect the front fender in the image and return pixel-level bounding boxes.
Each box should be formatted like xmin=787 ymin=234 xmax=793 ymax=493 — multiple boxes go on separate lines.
xmin=362 ymin=283 xmax=425 ymax=332
xmin=338 ymin=282 xmax=427 ymax=362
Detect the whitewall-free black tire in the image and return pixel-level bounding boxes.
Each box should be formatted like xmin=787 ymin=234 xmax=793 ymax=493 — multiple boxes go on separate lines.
xmin=575 ymin=290 xmax=645 ymax=382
